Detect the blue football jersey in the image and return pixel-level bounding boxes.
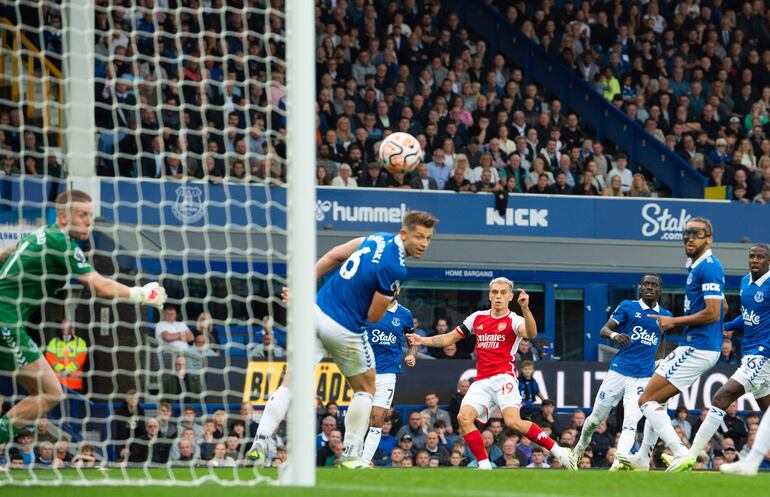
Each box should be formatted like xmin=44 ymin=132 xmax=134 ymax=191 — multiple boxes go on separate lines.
xmin=366 ymin=302 xmax=414 ymax=375
xmin=609 ymin=299 xmax=671 ymax=378
xmin=316 ymin=232 xmax=407 ymax=333
xmin=724 ymin=271 xmax=770 ymax=357
xmin=682 ymin=249 xmax=725 ymax=351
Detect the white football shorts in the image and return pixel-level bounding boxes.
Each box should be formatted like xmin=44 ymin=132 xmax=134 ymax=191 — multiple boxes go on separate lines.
xmin=461 ymin=373 xmax=522 ymax=423
xmin=731 ymin=355 xmax=770 ymax=399
xmin=655 ymin=346 xmax=719 ymax=392
xmin=591 ymin=370 xmax=649 ymax=420
xmin=372 ymin=373 xmax=397 ymax=409
xmin=314 ymin=304 xmax=375 ymax=377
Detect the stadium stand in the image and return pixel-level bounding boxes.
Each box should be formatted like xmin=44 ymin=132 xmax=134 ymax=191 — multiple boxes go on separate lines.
xmin=2 ymin=0 xmax=770 ymax=201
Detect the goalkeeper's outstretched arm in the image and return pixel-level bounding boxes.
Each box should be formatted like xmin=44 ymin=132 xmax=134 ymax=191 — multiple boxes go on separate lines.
xmin=77 ymin=272 xmax=167 ymax=308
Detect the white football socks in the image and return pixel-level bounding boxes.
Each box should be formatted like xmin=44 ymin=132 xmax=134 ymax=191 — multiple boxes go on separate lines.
xmin=254 ymin=385 xmax=291 ymax=441
xmin=342 ymin=391 xmax=374 ymax=459
xmin=743 ymin=407 xmax=770 ymax=468
xmin=361 ymin=426 xmax=382 ymax=464
xmin=640 ymin=401 xmax=688 ymax=458
xmin=574 ymin=408 xmax=606 ymax=456
xmin=688 ymin=406 xmax=725 ymax=457
xmin=617 ymin=405 xmax=643 ymax=456
xmin=635 ymin=419 xmax=658 ymax=460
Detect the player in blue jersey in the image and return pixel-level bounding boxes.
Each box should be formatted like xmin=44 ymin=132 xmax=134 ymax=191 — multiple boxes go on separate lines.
xmin=573 ymin=274 xmax=671 ymax=470
xmin=247 ymin=211 xmax=437 ymax=468
xmin=360 ymin=297 xmax=418 ymax=465
xmin=693 ymin=243 xmax=770 ymax=476
xmin=618 ymin=218 xmax=725 ymax=472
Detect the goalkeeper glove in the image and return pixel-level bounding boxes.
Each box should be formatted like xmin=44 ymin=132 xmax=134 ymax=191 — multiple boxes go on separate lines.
xmin=128 ymin=282 xmax=167 ymax=308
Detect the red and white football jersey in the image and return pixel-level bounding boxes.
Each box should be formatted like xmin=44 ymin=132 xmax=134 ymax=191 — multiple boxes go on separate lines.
xmin=456 ymin=310 xmax=525 ymax=381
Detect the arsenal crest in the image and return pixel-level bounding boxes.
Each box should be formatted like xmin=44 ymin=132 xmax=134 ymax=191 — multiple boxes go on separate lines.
xmin=497 ymin=322 xmax=506 ymax=331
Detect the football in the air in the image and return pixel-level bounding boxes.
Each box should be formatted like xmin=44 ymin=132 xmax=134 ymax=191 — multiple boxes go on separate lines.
xmin=378 ymin=132 xmax=422 ymax=174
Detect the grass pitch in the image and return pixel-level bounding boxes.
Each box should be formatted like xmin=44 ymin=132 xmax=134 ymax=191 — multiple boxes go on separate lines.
xmin=2 ymin=467 xmax=769 ymax=497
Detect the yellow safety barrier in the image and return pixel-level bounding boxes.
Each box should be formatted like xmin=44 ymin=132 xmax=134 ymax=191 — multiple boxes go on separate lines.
xmin=0 ymin=17 xmax=63 ymax=146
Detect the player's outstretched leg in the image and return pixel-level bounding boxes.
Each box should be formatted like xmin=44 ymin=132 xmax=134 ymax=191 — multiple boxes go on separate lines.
xmin=684 ymin=380 xmax=748 ymax=472
xmin=573 ymin=401 xmax=612 ymax=467
xmin=637 ymin=375 xmax=691 ymax=471
xmin=457 ymin=406 xmax=492 ymax=469
xmin=680 ymin=386 xmax=744 ymax=469
xmin=502 ymin=406 xmax=577 ymax=470
xmin=247 ymin=383 xmax=291 ymax=466
xmin=0 ymin=358 xmax=63 ymax=444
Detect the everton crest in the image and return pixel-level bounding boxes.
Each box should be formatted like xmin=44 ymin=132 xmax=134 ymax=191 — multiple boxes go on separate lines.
xmin=171 ymin=186 xmax=205 ymax=223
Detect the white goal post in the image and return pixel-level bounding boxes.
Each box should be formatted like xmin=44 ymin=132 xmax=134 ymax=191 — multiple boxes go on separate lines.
xmin=282 ymin=0 xmax=316 ymax=488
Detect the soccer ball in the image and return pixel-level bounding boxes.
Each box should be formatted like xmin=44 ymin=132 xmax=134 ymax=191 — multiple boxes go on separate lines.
xmin=378 ymin=132 xmax=422 ymax=174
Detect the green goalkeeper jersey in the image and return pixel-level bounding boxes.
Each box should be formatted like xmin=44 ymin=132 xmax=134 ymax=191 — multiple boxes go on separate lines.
xmin=0 ymin=224 xmax=93 ymax=325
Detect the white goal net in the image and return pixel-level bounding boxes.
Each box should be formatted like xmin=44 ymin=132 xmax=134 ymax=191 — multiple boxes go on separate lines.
xmin=0 ymin=0 xmax=315 ymax=487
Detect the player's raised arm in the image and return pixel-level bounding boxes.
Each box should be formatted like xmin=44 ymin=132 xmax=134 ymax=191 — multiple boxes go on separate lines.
xmin=315 ymin=237 xmax=365 ymax=280
xmin=516 ymin=289 xmax=538 ymax=339
xmin=77 ymin=272 xmax=167 ymax=308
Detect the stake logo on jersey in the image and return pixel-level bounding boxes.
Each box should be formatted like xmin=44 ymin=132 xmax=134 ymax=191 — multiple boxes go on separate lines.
xmin=682 ymin=249 xmax=725 ymax=351
xmin=366 ymin=302 xmax=414 ymax=374
xmin=725 ymin=270 xmax=770 ymax=358
xmin=316 ymin=232 xmax=407 ymax=333
xmin=456 ymin=310 xmax=525 ymax=380
xmin=610 ymin=299 xmax=671 ymax=377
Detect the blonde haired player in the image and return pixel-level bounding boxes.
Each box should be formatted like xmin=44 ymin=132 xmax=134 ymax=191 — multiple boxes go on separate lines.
xmin=409 ymin=277 xmax=576 ymax=470
xmin=0 ymin=190 xmax=166 ymax=444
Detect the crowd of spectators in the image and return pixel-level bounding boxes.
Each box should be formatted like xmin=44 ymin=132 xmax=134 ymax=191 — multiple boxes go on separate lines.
xmin=0 ymin=395 xmax=264 ymax=469
xmin=0 ymin=319 xmax=764 ymax=472
xmin=5 ymin=386 xmax=766 ymax=471
xmin=1 ymin=0 xmax=770 ymax=201
xmin=308 ymin=0 xmax=770 ymax=202
xmin=311 ymin=385 xmax=770 ymax=470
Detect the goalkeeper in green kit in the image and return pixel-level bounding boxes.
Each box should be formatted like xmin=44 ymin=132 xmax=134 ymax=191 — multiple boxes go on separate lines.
xmin=0 ymin=190 xmax=167 ymax=444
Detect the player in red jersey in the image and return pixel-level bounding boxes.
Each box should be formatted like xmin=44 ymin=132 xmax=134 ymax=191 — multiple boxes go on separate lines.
xmin=409 ymin=277 xmax=576 ymax=470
